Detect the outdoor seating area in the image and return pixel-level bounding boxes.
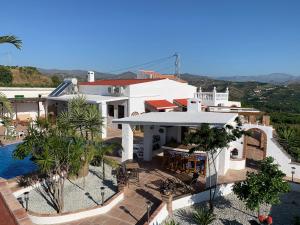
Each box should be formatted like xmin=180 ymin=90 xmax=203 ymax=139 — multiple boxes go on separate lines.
xmin=162 ymin=148 xmax=207 ymax=176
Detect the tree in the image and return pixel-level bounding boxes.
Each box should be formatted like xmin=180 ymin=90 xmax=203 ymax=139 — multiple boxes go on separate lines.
xmin=0 ymin=34 xmax=22 ymax=118
xmin=51 ymin=75 xmax=61 ymax=87
xmin=0 ymin=66 xmax=13 ymax=85
xmin=91 ymin=141 xmax=119 ymax=180
xmin=0 ymin=92 xmax=13 ymax=117
xmin=57 ymin=96 xmax=103 ymax=178
xmin=13 ymin=125 xmax=84 ymax=213
xmin=184 ymin=117 xmax=244 ymax=211
xmin=0 ymin=35 xmax=22 ymax=49
xmin=233 ymin=157 xmax=290 ymax=218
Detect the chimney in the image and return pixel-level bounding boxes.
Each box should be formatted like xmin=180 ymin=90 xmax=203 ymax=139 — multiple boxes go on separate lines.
xmin=87 ymin=71 xmax=95 ymax=82
xmin=187 ymin=98 xmax=202 ymax=112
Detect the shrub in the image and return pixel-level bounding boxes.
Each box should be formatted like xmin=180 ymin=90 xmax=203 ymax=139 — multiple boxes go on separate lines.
xmin=164 ymin=219 xmax=181 ymax=225
xmin=0 ymin=66 xmax=13 ymax=85
xmin=191 ymin=207 xmax=216 ymax=225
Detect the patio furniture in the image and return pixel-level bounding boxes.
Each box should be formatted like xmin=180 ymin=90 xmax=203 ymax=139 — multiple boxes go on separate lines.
xmin=124 ymin=160 xmax=140 ymax=185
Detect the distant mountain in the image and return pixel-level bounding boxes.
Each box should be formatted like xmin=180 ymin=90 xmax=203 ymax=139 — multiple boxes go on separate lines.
xmin=217 ymin=73 xmax=300 ymax=85
xmin=38 ymin=68 xmax=115 ymax=81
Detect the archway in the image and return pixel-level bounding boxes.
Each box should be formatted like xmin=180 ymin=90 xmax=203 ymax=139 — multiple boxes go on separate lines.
xmin=243 ymin=128 xmax=267 ymax=168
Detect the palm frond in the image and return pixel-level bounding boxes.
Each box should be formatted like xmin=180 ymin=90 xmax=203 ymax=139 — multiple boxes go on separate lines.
xmin=0 ymin=35 xmax=22 ymax=49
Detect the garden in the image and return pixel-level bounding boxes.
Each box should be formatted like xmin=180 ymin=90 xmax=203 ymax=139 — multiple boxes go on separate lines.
xmin=13 ymin=96 xmax=120 ymax=214
xmin=163 ymin=158 xmax=300 ymax=225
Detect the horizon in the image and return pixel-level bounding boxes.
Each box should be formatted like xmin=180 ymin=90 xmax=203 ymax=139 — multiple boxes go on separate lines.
xmin=1 ymin=0 xmax=300 ymax=76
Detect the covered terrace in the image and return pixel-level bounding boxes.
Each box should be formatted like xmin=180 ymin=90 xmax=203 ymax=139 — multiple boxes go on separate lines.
xmin=113 ymin=111 xmax=239 ymax=187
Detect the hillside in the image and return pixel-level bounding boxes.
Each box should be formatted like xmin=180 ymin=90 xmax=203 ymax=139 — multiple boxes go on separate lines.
xmin=0 ymin=66 xmax=57 ymax=87
xmin=217 ymin=73 xmax=300 ymax=85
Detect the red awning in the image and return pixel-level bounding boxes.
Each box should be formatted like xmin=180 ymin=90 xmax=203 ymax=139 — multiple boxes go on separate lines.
xmin=173 ymin=98 xmax=188 ymax=107
xmin=145 ymin=100 xmax=178 ymax=110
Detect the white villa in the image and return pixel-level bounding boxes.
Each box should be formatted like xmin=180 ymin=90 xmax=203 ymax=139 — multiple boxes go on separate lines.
xmin=2 ymin=71 xmax=299 ymax=181
xmin=47 ymin=71 xmax=300 ymax=182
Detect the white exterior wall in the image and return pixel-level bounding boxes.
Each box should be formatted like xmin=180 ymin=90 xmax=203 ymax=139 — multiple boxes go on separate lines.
xmin=13 ymin=102 xmax=47 ymax=120
xmin=218 ymin=148 xmax=231 ymax=175
xmin=267 ymin=139 xmax=300 ymax=179
xmin=79 ymin=85 xmax=112 ymax=95
xmin=0 ymin=87 xmax=53 ymax=120
xmin=143 ymin=125 xmax=167 ymax=161
xmin=243 ymin=123 xmax=300 ymax=179
xmin=0 ymin=87 xmax=54 ymax=98
xmin=79 ymin=85 xmax=130 ymax=97
xmin=128 ymin=79 xmax=196 ymax=115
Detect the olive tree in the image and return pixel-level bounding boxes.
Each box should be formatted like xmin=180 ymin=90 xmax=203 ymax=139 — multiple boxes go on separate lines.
xmin=233 ymin=157 xmax=290 ymax=217
xmin=184 ymin=117 xmax=244 ymax=211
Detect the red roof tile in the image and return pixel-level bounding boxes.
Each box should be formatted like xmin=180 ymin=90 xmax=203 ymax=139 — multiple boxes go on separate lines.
xmin=145 ymin=100 xmax=178 ymax=110
xmin=173 ymin=98 xmax=188 ymax=107
xmin=79 ymin=79 xmax=163 ymax=86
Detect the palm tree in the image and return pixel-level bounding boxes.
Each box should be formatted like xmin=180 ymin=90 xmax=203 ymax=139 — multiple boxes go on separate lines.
xmin=0 ymin=34 xmax=22 ymax=121
xmin=0 ymin=92 xmax=13 ymax=116
xmin=0 ymin=35 xmax=22 ymax=49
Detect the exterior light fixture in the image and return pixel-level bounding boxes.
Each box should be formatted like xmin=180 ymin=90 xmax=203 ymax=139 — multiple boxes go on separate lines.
xmin=291 ymin=167 xmax=296 ymax=182
xmin=100 ymin=187 xmax=105 ymax=205
xmin=146 ymin=201 xmax=152 ymax=224
xmin=24 ymin=192 xmax=29 ymax=211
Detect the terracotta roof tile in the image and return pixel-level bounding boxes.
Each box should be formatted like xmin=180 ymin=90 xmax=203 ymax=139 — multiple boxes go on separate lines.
xmin=173 ymin=98 xmax=188 ymax=107
xmin=79 ymin=79 xmax=163 ymax=86
xmin=145 ymin=100 xmax=178 ymax=110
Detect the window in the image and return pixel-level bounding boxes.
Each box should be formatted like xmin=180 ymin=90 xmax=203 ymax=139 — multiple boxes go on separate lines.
xmin=108 ymin=105 xmax=114 ymax=117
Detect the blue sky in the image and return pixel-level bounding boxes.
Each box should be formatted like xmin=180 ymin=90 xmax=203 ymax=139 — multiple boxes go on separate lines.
xmin=1 ymin=0 xmax=300 ymax=76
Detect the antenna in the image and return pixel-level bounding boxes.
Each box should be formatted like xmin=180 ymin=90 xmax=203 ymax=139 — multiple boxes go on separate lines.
xmin=173 ymin=52 xmax=180 ymax=78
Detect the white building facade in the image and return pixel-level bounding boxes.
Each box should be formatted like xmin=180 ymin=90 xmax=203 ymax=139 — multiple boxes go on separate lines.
xmin=0 ymin=87 xmax=54 ymax=121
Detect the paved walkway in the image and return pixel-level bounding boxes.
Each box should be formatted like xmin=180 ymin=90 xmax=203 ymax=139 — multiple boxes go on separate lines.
xmin=55 ymin=158 xmax=255 ymax=225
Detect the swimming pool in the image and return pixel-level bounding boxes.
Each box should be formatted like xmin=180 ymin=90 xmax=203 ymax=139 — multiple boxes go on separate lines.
xmin=0 ymin=143 xmax=37 ymax=179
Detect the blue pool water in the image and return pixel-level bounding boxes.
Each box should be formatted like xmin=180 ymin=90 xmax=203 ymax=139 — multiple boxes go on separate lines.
xmin=0 ymin=143 xmax=37 ymax=179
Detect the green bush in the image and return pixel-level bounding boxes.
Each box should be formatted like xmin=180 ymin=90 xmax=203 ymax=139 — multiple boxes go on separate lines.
xmin=191 ymin=207 xmax=216 ymax=225
xmin=164 ymin=219 xmax=181 ymax=225
xmin=0 ymin=66 xmax=13 ymax=85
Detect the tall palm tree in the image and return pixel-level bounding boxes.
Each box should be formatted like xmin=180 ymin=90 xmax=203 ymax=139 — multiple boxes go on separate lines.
xmin=0 ymin=35 xmax=22 ymax=49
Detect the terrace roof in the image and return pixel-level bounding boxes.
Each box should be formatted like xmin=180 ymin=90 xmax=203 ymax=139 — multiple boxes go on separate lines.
xmin=113 ymin=111 xmax=238 ymax=126
xmin=47 ymin=94 xmax=128 ymax=104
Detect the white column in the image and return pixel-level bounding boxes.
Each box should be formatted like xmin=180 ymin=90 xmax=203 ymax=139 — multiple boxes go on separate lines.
xmin=218 ymin=148 xmax=230 ymax=176
xmin=121 ymin=124 xmax=133 ymax=162
xmin=99 ymin=103 xmax=107 ymax=139
xmin=205 ymin=151 xmax=219 ymax=188
xmin=143 ymin=125 xmax=153 ymax=161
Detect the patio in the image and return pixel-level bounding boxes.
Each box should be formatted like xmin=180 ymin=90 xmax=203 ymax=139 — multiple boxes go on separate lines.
xmin=54 ymin=156 xmax=251 ymax=225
